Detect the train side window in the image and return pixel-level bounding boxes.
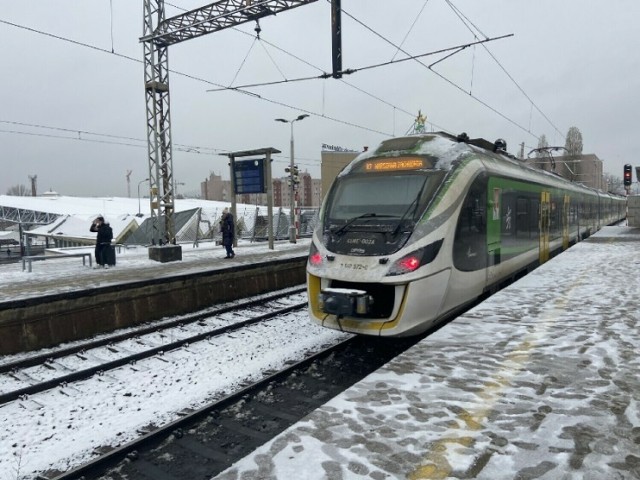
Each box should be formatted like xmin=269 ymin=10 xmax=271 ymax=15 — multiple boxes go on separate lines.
xmin=516 ymin=197 xmax=529 ymax=238
xmin=501 ymin=193 xmax=515 ymax=237
xmin=530 ymin=199 xmax=540 ymax=233
xmin=453 ymin=175 xmax=487 ymax=271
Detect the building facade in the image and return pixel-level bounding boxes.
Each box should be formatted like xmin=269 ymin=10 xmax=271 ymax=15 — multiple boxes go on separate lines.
xmin=201 ymin=171 xmax=322 ymax=207
xmin=525 ymin=154 xmax=604 ymax=190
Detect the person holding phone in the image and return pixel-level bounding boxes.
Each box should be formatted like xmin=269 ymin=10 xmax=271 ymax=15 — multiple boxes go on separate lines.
xmin=89 ymin=216 xmax=114 ymax=268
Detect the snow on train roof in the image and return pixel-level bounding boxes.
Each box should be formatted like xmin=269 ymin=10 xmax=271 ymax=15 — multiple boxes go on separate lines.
xmin=338 ymin=133 xmax=472 ymax=177
xmin=335 ymin=134 xmax=624 ymax=200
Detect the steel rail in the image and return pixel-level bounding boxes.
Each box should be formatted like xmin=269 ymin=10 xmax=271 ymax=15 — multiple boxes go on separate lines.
xmin=0 ymin=300 xmax=307 ymax=405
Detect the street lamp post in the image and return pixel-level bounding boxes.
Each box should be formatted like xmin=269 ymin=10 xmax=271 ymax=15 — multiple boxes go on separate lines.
xmin=137 ymin=178 xmax=149 ymax=216
xmin=275 ymin=114 xmax=309 ymax=243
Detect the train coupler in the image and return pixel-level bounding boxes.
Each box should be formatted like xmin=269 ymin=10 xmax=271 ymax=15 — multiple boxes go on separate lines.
xmin=319 ymin=288 xmax=373 ymax=316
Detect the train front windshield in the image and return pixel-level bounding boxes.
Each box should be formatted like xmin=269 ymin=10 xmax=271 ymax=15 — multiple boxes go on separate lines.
xmin=325 ymin=170 xmax=445 ymax=224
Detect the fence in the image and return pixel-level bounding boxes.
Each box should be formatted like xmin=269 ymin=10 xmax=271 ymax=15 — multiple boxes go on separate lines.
xmin=186 ymin=206 xmax=320 ymax=246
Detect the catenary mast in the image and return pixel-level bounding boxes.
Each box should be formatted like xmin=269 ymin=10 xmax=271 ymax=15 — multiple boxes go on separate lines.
xmin=140 ymin=0 xmax=318 ymax=256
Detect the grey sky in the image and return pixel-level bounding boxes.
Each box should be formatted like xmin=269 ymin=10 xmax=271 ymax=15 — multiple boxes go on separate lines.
xmin=2 ymin=0 xmax=639 ymax=197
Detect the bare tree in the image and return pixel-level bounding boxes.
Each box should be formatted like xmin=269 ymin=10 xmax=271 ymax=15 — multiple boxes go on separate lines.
xmin=6 ymin=184 xmax=31 ymax=196
xmin=603 ymin=173 xmax=625 ymax=195
xmin=536 ymin=134 xmax=549 ymax=158
xmin=565 ymin=126 xmax=584 ymax=156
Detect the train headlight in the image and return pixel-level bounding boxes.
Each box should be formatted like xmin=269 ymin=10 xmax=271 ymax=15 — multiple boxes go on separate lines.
xmin=308 ymin=242 xmax=323 ymax=266
xmin=386 ymin=239 xmax=443 ymax=276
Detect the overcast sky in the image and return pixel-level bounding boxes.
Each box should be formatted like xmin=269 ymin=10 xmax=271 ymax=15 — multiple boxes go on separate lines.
xmin=1 ymin=1 xmax=639 ymax=197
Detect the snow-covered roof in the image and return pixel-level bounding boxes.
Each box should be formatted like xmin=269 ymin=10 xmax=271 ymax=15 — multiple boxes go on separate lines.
xmin=0 ymin=195 xmax=286 ymax=245
xmin=0 ymin=194 xmax=244 ymax=217
xmin=27 ymin=214 xmax=139 ymax=244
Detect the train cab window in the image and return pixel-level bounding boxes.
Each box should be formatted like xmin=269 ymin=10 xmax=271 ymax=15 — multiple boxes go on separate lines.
xmin=453 ymin=174 xmax=487 ymax=271
xmin=325 ymin=171 xmax=446 ymax=222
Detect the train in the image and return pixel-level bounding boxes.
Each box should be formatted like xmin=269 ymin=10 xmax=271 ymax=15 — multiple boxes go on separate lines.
xmin=306 ymin=132 xmax=626 ymax=337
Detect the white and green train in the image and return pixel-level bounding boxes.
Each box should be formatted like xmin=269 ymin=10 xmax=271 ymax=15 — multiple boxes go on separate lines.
xmin=306 ymin=132 xmax=626 ymax=336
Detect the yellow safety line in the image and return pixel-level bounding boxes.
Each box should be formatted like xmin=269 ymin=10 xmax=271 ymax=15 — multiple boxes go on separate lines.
xmin=408 ymin=276 xmax=586 ymax=479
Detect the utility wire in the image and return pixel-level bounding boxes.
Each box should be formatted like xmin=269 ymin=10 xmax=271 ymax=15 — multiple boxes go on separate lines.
xmin=207 ymin=35 xmax=511 ymax=92
xmin=0 ymin=17 xmax=400 ymax=140
xmin=228 ymin=36 xmax=258 ymax=87
xmin=0 ymin=120 xmax=224 ymax=153
xmin=444 ymin=0 xmax=563 ymax=137
xmin=231 ymin=28 xmax=428 ymax=126
xmin=0 ymin=120 xmax=320 ymax=167
xmin=337 ymin=1 xmax=541 ymax=140
xmin=391 ymin=0 xmax=430 ymax=61
xmin=257 ymin=37 xmax=289 ymax=81
xmin=152 ymin=1 xmax=428 ymax=129
xmin=2 ymin=5 xmax=519 ymax=150
xmin=109 ymin=0 xmax=115 ymax=53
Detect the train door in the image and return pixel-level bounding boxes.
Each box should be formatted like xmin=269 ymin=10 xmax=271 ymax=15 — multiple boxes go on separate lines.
xmin=562 ymin=194 xmax=570 ymax=250
xmin=486 ymin=185 xmax=502 ymax=286
xmin=539 ymin=191 xmax=550 ymax=263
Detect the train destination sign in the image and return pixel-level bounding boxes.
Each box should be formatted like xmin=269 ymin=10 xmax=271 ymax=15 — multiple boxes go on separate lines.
xmin=233 ymin=158 xmax=265 ymax=194
xmin=362 ymin=157 xmax=426 ymax=172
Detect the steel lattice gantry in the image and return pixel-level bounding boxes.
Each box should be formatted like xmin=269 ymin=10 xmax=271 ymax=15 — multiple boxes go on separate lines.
xmin=0 ymin=205 xmax=58 ymax=225
xmin=141 ymin=0 xmax=317 ymax=248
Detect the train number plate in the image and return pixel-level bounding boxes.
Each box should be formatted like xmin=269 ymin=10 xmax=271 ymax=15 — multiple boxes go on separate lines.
xmin=339 ymin=262 xmax=368 ymax=271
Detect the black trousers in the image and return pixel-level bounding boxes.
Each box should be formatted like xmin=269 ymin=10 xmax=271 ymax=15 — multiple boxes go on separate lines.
xmin=95 ymin=243 xmax=108 ymax=265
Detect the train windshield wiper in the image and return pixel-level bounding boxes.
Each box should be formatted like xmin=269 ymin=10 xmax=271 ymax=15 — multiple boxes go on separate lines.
xmin=330 ymin=213 xmax=382 ymax=236
xmin=390 ymin=179 xmax=427 ymax=237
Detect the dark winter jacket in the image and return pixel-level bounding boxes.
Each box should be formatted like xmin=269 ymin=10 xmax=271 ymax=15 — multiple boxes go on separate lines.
xmin=90 ymin=222 xmax=114 ymax=245
xmin=220 ymin=213 xmax=235 ymax=246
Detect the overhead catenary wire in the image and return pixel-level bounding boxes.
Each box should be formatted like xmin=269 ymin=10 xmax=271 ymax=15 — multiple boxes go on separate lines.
xmin=206 ymin=34 xmax=512 ymax=92
xmin=150 ymin=0 xmax=448 ymax=133
xmin=161 ymin=2 xmax=428 ymax=129
xmin=231 ymin=28 xmax=433 ymax=128
xmin=0 ymin=120 xmax=225 ymax=153
xmin=336 ymin=1 xmax=542 ymax=140
xmin=109 ymin=0 xmax=115 ymax=53
xmin=0 ymin=125 xmax=320 ymax=170
xmin=444 ymin=0 xmax=564 ymax=138
xmin=1 ymin=3 xmax=543 ymax=155
xmin=227 ymin=36 xmax=259 ymax=87
xmin=0 ymin=17 xmax=402 ymax=145
xmin=390 ymin=0 xmax=430 ymax=62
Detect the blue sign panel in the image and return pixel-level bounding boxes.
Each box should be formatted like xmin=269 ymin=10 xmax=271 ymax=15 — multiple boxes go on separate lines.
xmin=234 ymin=158 xmax=265 ymax=194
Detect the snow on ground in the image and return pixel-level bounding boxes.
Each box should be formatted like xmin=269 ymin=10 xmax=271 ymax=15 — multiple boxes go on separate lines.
xmin=0 ymin=237 xmax=353 ymax=480
xmin=217 ymin=226 xmax=640 ymax=480
xmin=0 ymin=313 xmax=348 ymax=480
xmin=0 ymin=238 xmax=310 ymax=302
xmin=2 ymin=226 xmax=639 ymax=480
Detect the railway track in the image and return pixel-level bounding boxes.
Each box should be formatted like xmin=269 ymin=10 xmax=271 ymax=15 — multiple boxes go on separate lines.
xmin=45 ymin=334 xmax=421 ymax=480
xmin=0 ymin=287 xmax=307 ymax=405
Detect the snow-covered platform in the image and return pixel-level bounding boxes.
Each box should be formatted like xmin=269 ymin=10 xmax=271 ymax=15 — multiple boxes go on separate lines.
xmin=217 ymin=226 xmax=640 ymax=480
xmin=0 ymin=240 xmax=310 ymax=303
xmin=0 ymin=240 xmax=310 ymax=354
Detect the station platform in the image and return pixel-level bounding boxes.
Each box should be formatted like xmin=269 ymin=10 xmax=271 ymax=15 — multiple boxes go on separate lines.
xmin=216 ymin=226 xmax=640 ymax=480
xmin=0 ymin=240 xmax=310 ymax=303
xmin=0 ymin=240 xmax=310 ymax=354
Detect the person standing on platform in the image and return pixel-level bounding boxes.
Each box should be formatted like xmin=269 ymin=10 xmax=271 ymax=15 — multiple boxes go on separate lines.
xmin=220 ymin=207 xmax=235 ymax=258
xmin=90 ymin=216 xmax=113 ymax=268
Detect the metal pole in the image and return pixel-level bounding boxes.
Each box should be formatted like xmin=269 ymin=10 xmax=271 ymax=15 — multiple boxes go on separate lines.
xmin=276 ymin=115 xmax=308 ymax=243
xmin=289 ymin=122 xmax=296 ymax=243
xmin=137 ymin=178 xmax=149 ymax=216
xmin=266 ymin=151 xmax=274 ymax=250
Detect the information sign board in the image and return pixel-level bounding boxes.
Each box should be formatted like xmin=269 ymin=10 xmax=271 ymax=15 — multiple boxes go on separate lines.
xmin=234 ymin=158 xmax=265 ymax=194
